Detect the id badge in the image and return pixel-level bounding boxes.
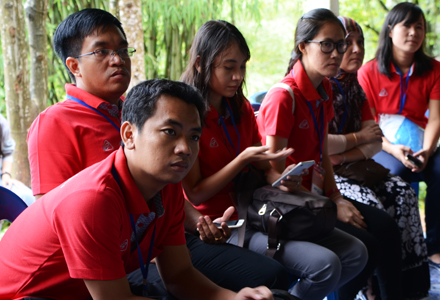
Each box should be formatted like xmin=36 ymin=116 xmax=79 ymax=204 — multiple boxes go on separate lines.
xmin=311 ymin=164 xmax=325 ymax=195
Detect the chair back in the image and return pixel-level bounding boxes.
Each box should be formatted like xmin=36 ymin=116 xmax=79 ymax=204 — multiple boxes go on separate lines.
xmin=0 ymin=186 xmax=28 ymax=222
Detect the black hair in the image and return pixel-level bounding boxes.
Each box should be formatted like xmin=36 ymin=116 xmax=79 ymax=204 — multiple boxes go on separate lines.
xmin=180 ymin=20 xmax=250 ymax=123
xmin=53 ymin=8 xmax=126 ymax=83
xmin=122 ymin=79 xmax=208 ymax=133
xmin=375 ymin=2 xmax=432 ymax=77
xmin=286 ymin=8 xmax=345 ymax=75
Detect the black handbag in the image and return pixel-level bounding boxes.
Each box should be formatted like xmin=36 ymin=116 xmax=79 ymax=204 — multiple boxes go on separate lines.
xmin=333 ymin=159 xmax=390 ymax=188
xmin=233 ymin=165 xmax=337 ymax=258
xmin=247 ymin=186 xmax=337 ymax=257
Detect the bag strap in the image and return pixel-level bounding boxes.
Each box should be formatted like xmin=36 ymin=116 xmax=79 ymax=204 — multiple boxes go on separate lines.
xmin=267 ymin=83 xmax=295 ymax=114
xmin=266 ymin=211 xmax=282 ymax=258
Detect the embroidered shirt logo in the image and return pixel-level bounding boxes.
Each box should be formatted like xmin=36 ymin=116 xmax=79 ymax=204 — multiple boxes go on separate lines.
xmin=299 ymin=119 xmax=309 ymax=129
xmin=210 ymin=137 xmax=219 ymax=148
xmin=379 ymin=89 xmax=388 ymax=97
xmin=120 ymin=239 xmax=128 ymax=252
xmin=103 ymin=140 xmax=114 ymax=151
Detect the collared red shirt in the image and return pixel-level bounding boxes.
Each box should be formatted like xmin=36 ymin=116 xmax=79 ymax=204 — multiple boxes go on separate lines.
xmin=257 ymin=60 xmax=335 ymax=189
xmin=358 ymin=58 xmax=440 ymax=128
xmin=28 ymin=84 xmax=124 ymax=195
xmin=0 ymin=148 xmax=186 ymax=299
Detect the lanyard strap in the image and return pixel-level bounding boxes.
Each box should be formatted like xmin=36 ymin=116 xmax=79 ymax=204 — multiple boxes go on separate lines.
xmin=291 ymin=69 xmax=325 ymax=162
xmin=306 ymin=102 xmax=324 ymax=162
xmin=67 ymin=94 xmax=121 ymax=132
xmin=111 ymin=165 xmax=156 ymax=296
xmin=333 ymin=78 xmax=349 ymax=134
xmin=393 ymin=63 xmax=413 ymax=114
xmin=218 ymin=99 xmax=241 ymax=157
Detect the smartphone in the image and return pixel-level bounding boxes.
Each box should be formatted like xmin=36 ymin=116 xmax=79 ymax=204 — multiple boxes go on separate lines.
xmin=272 ymin=160 xmax=315 ymax=187
xmin=213 ymin=219 xmax=245 ymax=229
xmin=405 ymin=154 xmax=423 ymax=168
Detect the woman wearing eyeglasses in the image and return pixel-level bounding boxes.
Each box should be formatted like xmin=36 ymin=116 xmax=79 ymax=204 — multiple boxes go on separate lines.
xmin=257 ymin=8 xmax=402 ymax=300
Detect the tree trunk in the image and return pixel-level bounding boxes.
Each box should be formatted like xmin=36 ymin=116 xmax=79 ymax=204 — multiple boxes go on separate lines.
xmin=109 ymin=0 xmax=118 ymax=17
xmin=118 ymin=0 xmax=146 ymax=92
xmin=0 ymin=0 xmax=33 ymax=186
xmin=24 ymin=0 xmax=48 ymax=115
xmin=146 ymin=25 xmax=157 ymax=79
xmin=170 ymin=25 xmax=181 ymax=81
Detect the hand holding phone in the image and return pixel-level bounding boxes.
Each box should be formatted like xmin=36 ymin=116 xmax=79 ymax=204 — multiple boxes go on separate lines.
xmin=405 ymin=154 xmax=423 ymax=168
xmin=272 ymin=160 xmax=315 ymax=187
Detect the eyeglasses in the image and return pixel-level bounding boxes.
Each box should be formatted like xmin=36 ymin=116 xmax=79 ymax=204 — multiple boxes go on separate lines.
xmin=307 ymin=40 xmax=348 ymax=54
xmin=75 ymin=47 xmax=136 ymax=60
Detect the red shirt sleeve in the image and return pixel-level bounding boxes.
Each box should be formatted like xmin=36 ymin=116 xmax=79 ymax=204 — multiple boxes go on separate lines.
xmin=28 ymin=108 xmax=84 ymax=195
xmin=358 ymin=62 xmax=377 ymax=112
xmin=361 ymin=99 xmax=374 ymax=122
xmin=260 ymin=88 xmax=296 ymax=139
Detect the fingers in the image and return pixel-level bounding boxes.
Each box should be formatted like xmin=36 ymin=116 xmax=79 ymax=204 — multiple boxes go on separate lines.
xmin=220 ymin=206 xmax=235 ymax=222
xmin=197 ymin=216 xmax=226 ymax=244
xmin=235 ymin=286 xmax=273 ymax=300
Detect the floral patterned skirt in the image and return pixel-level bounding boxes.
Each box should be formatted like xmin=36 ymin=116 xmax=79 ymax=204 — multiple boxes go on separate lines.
xmin=335 ymin=173 xmax=430 ymax=299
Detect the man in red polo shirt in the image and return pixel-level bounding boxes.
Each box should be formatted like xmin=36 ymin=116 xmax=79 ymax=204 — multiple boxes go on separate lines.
xmin=0 ymin=79 xmax=273 ymax=300
xmin=25 ymin=8 xmax=288 ymax=296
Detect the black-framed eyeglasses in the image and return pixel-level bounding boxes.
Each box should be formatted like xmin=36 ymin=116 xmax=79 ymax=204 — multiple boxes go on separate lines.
xmin=307 ymin=40 xmax=348 ymax=54
xmin=75 ymin=47 xmax=136 ymax=60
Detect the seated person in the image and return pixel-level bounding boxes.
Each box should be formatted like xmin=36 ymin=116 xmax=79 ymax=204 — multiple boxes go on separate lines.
xmin=0 ymin=113 xmax=34 ymax=206
xmin=0 ymin=79 xmax=274 ymax=300
xmin=328 ymin=16 xmax=429 ymax=298
xmin=181 ymin=18 xmax=367 ymax=300
xmin=26 ymin=8 xmax=288 ymax=294
xmin=358 ymin=2 xmax=440 ymax=281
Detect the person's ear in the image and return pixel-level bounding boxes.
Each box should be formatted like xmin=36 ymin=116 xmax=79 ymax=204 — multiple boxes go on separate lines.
xmin=298 ymin=42 xmax=307 ymax=54
xmin=388 ymin=25 xmax=393 ymax=39
xmin=66 ymin=57 xmax=81 ymax=78
xmin=121 ymin=121 xmax=136 ymax=150
xmin=195 ymin=55 xmax=202 ymax=73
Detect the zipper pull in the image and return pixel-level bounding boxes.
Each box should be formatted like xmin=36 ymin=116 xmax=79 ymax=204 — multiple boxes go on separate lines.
xmin=258 ymin=204 xmax=267 ymax=215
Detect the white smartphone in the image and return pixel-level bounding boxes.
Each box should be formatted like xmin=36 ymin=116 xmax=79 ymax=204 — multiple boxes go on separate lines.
xmin=271 ymin=160 xmax=315 ymax=187
xmin=213 ymin=219 xmax=245 ymax=229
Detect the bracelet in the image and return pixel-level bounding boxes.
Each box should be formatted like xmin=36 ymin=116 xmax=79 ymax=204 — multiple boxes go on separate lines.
xmin=340 ymin=155 xmax=346 ymax=165
xmin=1 ymin=172 xmax=11 ymax=178
xmin=352 ymin=133 xmax=358 ymax=146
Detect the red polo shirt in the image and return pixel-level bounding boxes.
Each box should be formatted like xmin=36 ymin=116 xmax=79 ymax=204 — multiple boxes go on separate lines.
xmin=257 ymin=60 xmax=334 ymax=189
xmin=358 ymin=58 xmax=440 ymax=128
xmin=27 ymin=84 xmax=123 ymax=195
xmin=194 ymin=99 xmax=260 ymax=219
xmin=0 ymin=148 xmax=186 ymax=300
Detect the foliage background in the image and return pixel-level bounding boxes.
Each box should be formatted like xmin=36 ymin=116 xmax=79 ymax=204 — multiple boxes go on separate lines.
xmin=1 ymin=0 xmax=440 ymax=116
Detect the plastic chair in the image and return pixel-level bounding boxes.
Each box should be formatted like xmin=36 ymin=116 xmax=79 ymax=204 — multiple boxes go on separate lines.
xmin=249 ymin=91 xmax=268 ymax=104
xmin=0 ymin=185 xmax=28 ymax=222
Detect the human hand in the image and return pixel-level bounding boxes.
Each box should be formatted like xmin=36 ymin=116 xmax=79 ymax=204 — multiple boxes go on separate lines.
xmin=1 ymin=173 xmax=12 ymax=189
xmin=357 ymin=123 xmax=383 ymax=144
xmin=239 ymin=146 xmax=294 ymax=165
xmin=277 ymin=163 xmax=308 ymax=192
xmin=410 ymin=149 xmax=429 ymax=172
xmin=334 ymin=197 xmax=367 ymax=230
xmin=197 ymin=207 xmax=235 ymax=244
xmin=388 ymin=144 xmax=413 ymax=167
xmin=234 ymin=286 xmax=274 ymax=300
xmin=329 ymin=154 xmax=345 ymax=166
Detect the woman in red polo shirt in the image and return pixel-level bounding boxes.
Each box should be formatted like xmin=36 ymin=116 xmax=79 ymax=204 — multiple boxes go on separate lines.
xmin=358 ymin=2 xmax=440 ymax=279
xmin=329 ymin=16 xmax=429 ymax=299
xmin=257 ymin=8 xmax=402 ymax=300
xmin=181 ymin=19 xmax=367 ymax=300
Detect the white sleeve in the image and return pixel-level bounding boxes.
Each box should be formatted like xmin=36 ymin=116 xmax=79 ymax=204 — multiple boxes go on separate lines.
xmin=357 ymin=141 xmax=382 ymax=159
xmin=327 ymin=134 xmax=347 ymax=155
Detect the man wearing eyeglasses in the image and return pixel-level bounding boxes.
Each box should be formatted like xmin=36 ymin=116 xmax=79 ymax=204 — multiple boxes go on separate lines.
xmin=25 ymin=7 xmax=288 ymax=299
